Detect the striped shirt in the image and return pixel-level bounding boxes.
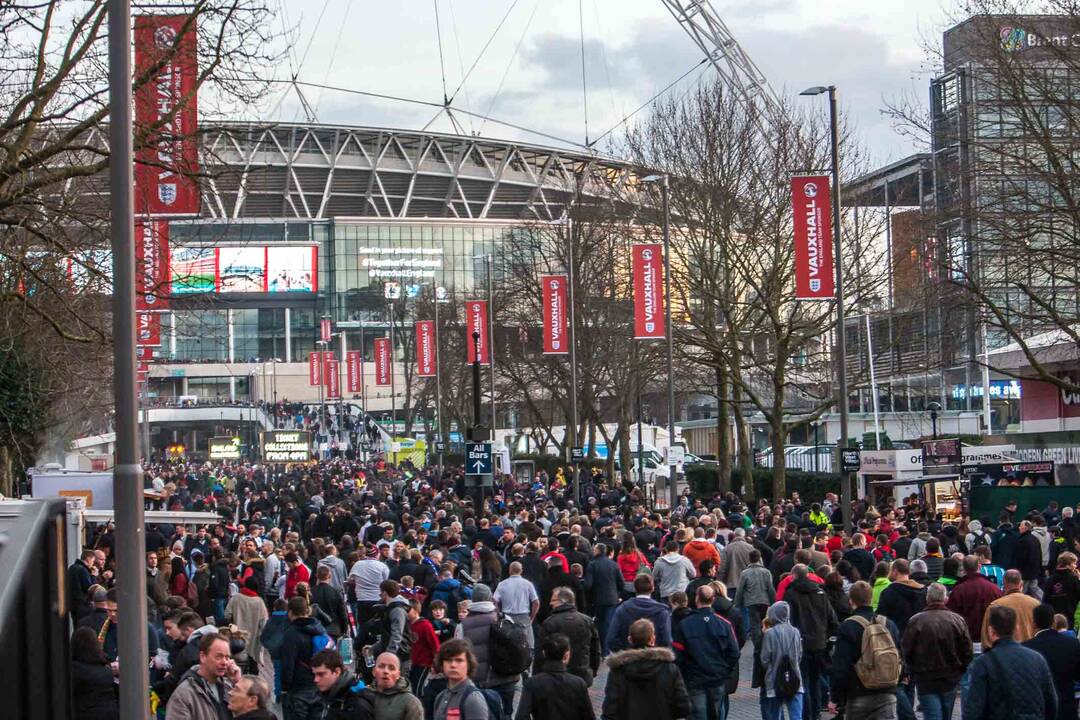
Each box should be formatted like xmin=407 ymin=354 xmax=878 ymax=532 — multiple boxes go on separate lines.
xmin=979 ymin=562 xmax=1005 ymax=590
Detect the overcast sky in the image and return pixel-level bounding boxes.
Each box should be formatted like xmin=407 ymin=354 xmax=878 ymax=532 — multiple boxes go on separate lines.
xmin=257 ymin=0 xmax=956 ymax=167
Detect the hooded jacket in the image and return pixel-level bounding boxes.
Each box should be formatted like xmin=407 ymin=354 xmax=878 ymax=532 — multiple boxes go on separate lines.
xmin=965 ymin=520 xmax=993 ymax=552
xmin=760 ymin=601 xmax=803 ymax=698
xmin=319 ymin=670 xmax=371 ymax=720
xmin=652 ymin=552 xmax=697 ymax=599
xmin=606 ymin=595 xmax=673 ymax=653
xmin=682 ymin=538 xmax=721 ymax=574
xmin=280 ymin=615 xmax=328 ymax=692
xmin=786 ymin=577 xmax=839 ymax=652
xmin=456 ymin=601 xmax=520 ymax=687
xmin=601 ymin=647 xmax=691 ymax=720
xmin=375 ymin=595 xmax=413 ymax=660
xmin=876 ymin=578 xmax=926 ymax=635
xmin=371 ymin=676 xmax=424 ymax=720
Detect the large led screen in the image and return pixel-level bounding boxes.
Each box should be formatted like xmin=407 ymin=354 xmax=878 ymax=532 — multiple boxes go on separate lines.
xmin=169 ymin=245 xmax=317 ymax=294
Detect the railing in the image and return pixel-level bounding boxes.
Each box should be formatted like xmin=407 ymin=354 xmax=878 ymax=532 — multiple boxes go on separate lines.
xmin=758 ymin=451 xmax=834 ymax=474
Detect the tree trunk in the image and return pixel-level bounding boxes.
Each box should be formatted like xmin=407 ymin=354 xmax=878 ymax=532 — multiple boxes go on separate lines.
xmin=731 ymin=380 xmax=753 ymax=495
xmin=715 ymin=357 xmax=732 ymax=493
xmin=770 ymin=412 xmax=786 ymax=501
xmin=0 ymin=446 xmax=11 ymax=498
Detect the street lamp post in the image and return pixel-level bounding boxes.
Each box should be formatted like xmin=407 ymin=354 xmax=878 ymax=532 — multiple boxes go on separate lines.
xmin=641 ymin=173 xmax=678 ymax=509
xmin=107 ymin=0 xmax=149 ymax=715
xmin=316 ymin=338 xmax=328 ymax=457
xmin=801 ymin=84 xmax=851 ymax=530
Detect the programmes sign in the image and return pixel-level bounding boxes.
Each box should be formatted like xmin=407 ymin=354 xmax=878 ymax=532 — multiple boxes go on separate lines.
xmin=262 ymin=430 xmax=312 ymax=463
xmin=791 ymin=175 xmax=835 ymax=299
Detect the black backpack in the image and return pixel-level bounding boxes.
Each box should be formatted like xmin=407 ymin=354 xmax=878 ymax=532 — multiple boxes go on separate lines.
xmin=488 ymin=614 xmax=531 ymax=675
xmin=774 ymin=654 xmax=800 ymax=699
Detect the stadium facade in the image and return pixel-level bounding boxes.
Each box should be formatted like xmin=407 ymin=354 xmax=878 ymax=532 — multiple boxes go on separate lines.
xmin=151 ymin=123 xmax=638 ymax=409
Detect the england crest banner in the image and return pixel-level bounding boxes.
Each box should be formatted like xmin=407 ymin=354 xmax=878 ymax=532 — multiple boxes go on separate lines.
xmin=465 ymin=300 xmax=489 ymax=365
xmin=346 ymin=351 xmax=362 ymax=393
xmin=375 ymin=337 xmax=392 ymax=386
xmin=791 ymin=175 xmax=836 ymax=299
xmin=326 ymin=359 xmax=341 ymax=399
xmin=135 ymin=219 xmax=169 ymax=310
xmin=136 ymin=311 xmax=162 ymax=347
xmin=632 ymin=244 xmax=665 ymax=339
xmin=541 ymin=275 xmax=569 ymax=355
xmin=309 ymin=352 xmax=322 ymax=386
xmin=416 ymin=320 xmax=437 ymax=377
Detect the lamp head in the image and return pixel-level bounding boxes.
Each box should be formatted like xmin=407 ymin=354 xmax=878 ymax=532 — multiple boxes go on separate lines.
xmin=800 ymin=85 xmax=829 ymax=96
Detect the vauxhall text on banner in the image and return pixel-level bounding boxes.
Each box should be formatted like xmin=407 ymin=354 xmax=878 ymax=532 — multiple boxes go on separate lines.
xmin=465 ymin=300 xmax=490 ymax=365
xmin=320 ymin=317 xmax=332 ymax=343
xmin=135 ymin=219 xmax=169 ymax=311
xmin=416 ymin=320 xmax=437 ymax=377
xmin=134 ymin=14 xmax=200 ymax=216
xmin=375 ymin=337 xmax=392 ymax=386
xmin=346 ymin=351 xmax=362 ymax=393
xmin=309 ymin=352 xmax=322 ymax=386
xmin=326 ymin=359 xmax=341 ymax=399
xmin=791 ymin=174 xmax=836 ymax=300
xmin=136 ymin=311 xmax=162 ymax=347
xmin=541 ymin=274 xmax=569 ymax=355
xmin=632 ymin=243 xmax=665 ymax=339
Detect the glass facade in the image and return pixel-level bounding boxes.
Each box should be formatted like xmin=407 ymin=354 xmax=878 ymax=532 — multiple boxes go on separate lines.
xmin=164 ymin=219 xmax=520 ymax=363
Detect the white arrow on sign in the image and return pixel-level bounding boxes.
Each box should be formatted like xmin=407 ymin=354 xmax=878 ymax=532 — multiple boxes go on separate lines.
xmin=471 ymin=460 xmax=486 ymax=473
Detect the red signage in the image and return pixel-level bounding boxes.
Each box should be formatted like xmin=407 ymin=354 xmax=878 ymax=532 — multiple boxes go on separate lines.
xmin=321 ymin=351 xmax=335 ymax=383
xmin=541 ymin=274 xmax=569 ymax=354
xmin=308 ymin=352 xmax=322 ymax=386
xmin=326 ymin=359 xmax=341 ymax=399
xmin=137 ymin=346 xmax=155 ymax=361
xmin=374 ymin=337 xmax=392 ymax=386
xmin=135 ymin=219 xmax=169 ymax=310
xmin=134 ymin=15 xmax=200 ymax=216
xmin=632 ymin=244 xmax=665 ymax=339
xmin=320 ymin=317 xmax=332 ymax=343
xmin=465 ymin=300 xmax=490 ymax=365
xmin=791 ymin=175 xmax=836 ymax=299
xmin=416 ymin=320 xmax=437 ymax=377
xmin=346 ymin=350 xmax=362 ymax=393
xmin=136 ymin=311 xmax=161 ymax=347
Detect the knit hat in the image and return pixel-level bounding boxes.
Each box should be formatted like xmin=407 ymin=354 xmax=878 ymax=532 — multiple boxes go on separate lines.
xmin=471 ymin=584 xmax=493 ymax=602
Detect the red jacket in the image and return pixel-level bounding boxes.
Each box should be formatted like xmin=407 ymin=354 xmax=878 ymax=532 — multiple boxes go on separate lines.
xmin=945 ymin=571 xmax=1002 ymax=642
xmin=284 ymin=562 xmax=311 ymax=599
xmin=682 ymin=539 xmax=721 ymax=573
xmin=410 ymin=618 xmax=440 ymax=668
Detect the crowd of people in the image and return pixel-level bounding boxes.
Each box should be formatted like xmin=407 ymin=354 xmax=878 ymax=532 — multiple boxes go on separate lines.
xmin=64 ymin=456 xmax=1080 ymax=720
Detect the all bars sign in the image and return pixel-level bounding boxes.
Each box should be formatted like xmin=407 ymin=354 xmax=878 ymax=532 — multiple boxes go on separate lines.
xmin=791 ymin=175 xmax=836 ymax=299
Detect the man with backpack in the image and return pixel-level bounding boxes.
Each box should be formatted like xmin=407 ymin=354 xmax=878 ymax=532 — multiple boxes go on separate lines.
xmin=280 ymin=595 xmax=332 ymax=720
xmin=786 ymin=564 xmax=838 ymax=720
xmin=831 ymin=581 xmax=903 ymax=720
xmin=454 ymin=583 xmax=523 ymax=718
xmin=372 ymin=579 xmax=413 ymax=676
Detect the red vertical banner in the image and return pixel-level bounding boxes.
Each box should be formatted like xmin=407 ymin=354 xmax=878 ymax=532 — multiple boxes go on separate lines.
xmin=326 ymin=359 xmax=341 ymax=399
xmin=137 ymin=346 xmax=155 ymax=361
xmin=416 ymin=320 xmax=437 ymax=377
xmin=320 ymin=317 xmax=332 ymax=343
xmin=135 ymin=219 xmax=170 ymax=310
xmin=465 ymin=300 xmax=490 ymax=365
xmin=321 ymin=350 xmax=335 ymax=382
xmin=541 ymin=274 xmax=569 ymax=354
xmin=134 ymin=15 xmax=200 ymax=216
xmin=791 ymin=174 xmax=836 ymax=299
xmin=309 ymin=352 xmax=322 ymax=386
xmin=374 ymin=337 xmax=392 ymax=386
xmin=632 ymin=244 xmax=665 ymax=339
xmin=136 ymin=311 xmax=162 ymax=347
xmin=346 ymin=351 xmax=362 ymax=393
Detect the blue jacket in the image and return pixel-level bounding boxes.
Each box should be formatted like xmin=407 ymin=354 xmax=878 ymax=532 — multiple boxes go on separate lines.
xmin=431 ymin=578 xmax=471 ymax=617
xmin=279 ymin=616 xmax=328 ymax=692
xmin=607 ymin=596 xmax=672 ymax=652
xmin=963 ymin=638 xmax=1056 ymax=720
xmin=260 ymin=610 xmax=290 ymax=659
xmin=672 ymin=607 xmax=740 ymax=690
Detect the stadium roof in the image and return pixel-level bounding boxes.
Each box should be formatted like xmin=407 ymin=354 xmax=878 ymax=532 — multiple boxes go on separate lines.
xmin=198 ymin=122 xmax=641 ymax=222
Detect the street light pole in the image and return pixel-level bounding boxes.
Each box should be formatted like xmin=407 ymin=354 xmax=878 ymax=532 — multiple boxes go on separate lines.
xmin=567 ymin=218 xmax=580 ymax=506
xmin=108 ymin=0 xmax=149 ymax=715
xmin=802 ymin=84 xmax=851 ymax=530
xmin=434 ymin=287 xmax=444 ymax=481
xmin=486 ymin=254 xmax=496 ymax=435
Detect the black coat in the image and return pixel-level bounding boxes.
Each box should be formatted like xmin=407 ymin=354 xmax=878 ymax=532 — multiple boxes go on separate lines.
xmin=537 ymin=568 xmax=585 ymax=624
xmin=1024 ymin=630 xmax=1080 ymax=720
xmin=535 ymin=605 xmax=600 ymax=686
xmin=312 ymin=582 xmax=350 ymax=638
xmin=516 ymin=661 xmax=595 ymax=720
xmin=601 ymin=647 xmax=691 ymax=720
xmin=1016 ymin=532 xmax=1044 ymax=581
xmin=584 ymin=556 xmax=621 ymax=607
xmin=786 ymin=577 xmax=839 ymax=652
xmin=72 ymin=660 xmax=118 ymax=720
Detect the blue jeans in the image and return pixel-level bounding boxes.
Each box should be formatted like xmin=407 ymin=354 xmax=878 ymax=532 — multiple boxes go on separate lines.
xmin=762 ymin=693 xmax=804 ymax=720
xmin=689 ymin=687 xmax=728 ymax=720
xmin=916 ymin=688 xmax=957 ymax=720
xmin=800 ymin=650 xmax=825 ymax=720
xmin=212 ymin=598 xmax=226 ymax=625
xmin=594 ymin=605 xmax=616 ymax=655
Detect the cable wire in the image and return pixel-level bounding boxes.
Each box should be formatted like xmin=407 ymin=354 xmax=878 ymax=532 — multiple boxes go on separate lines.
xmin=478 ymin=0 xmax=540 ymax=136
xmin=578 ymin=0 xmax=589 ymax=146
xmin=448 ymin=0 xmax=520 ymax=103
xmin=588 ymin=59 xmax=709 ymax=147
xmin=433 ymin=0 xmax=449 ymax=104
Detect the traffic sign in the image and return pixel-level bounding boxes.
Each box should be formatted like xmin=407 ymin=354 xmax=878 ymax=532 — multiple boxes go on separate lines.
xmin=466 ymin=442 xmax=493 ymax=477
xmin=666 ymin=445 xmax=685 ymax=465
xmin=570 ymin=447 xmax=584 ymax=462
xmin=434 ymin=441 xmax=447 ymax=454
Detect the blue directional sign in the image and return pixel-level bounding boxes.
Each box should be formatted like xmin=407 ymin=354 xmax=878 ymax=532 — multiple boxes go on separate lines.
xmin=466 ymin=442 xmax=493 ymax=476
